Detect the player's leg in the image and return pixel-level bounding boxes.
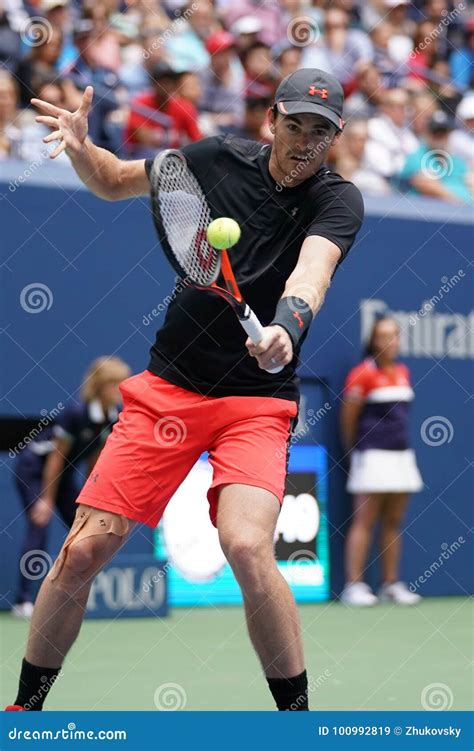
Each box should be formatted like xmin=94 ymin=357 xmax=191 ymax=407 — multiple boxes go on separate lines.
xmin=9 ymin=371 xmax=209 ymax=710
xmin=10 ymin=505 xmax=135 ymax=710
xmin=342 ymin=492 xmax=384 ymax=605
xmin=217 ymin=484 xmax=307 ymax=710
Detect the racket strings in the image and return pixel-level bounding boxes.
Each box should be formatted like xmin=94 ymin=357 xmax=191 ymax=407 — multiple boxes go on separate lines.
xmin=156 ymin=155 xmax=220 ymax=286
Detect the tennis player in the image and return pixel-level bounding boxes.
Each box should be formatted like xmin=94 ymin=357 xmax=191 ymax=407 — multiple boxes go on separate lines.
xmin=8 ymin=69 xmax=363 ymax=712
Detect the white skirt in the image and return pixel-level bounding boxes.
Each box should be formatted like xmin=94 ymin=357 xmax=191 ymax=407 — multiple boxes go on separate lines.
xmin=347 ymin=449 xmax=423 ymax=494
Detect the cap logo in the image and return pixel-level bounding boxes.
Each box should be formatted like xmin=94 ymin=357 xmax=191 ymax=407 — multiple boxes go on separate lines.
xmin=308 ymin=86 xmax=328 ymax=99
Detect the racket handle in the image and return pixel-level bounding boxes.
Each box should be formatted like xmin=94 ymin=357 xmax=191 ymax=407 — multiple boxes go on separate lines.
xmin=239 ymin=309 xmax=284 ymax=374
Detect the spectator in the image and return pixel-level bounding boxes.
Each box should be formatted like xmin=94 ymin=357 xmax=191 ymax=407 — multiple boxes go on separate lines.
xmin=450 ymin=93 xmax=474 ymax=169
xmin=40 ymin=0 xmax=76 ymax=72
xmin=66 ymin=20 xmax=121 ymax=149
xmin=408 ymin=21 xmax=442 ymax=83
xmin=229 ymin=15 xmax=263 ymax=55
xmin=199 ymin=30 xmax=245 ymax=132
xmin=366 ymin=88 xmax=418 ymax=179
xmin=165 ymin=0 xmax=216 ymax=73
xmin=408 ymin=88 xmax=437 ymax=141
xmin=125 ymin=62 xmax=202 ymax=156
xmin=340 ymin=317 xmax=423 ymax=606
xmin=0 ymin=0 xmax=21 ymax=74
xmin=241 ymin=40 xmax=276 ymax=99
xmin=450 ymin=19 xmax=474 ymax=90
xmin=335 ymin=118 xmax=392 ymax=195
xmin=384 ymin=0 xmax=415 ymax=40
xmin=81 ymin=0 xmax=122 ymax=72
xmin=344 ymin=61 xmax=385 ymax=119
xmin=222 ymin=0 xmax=286 ymax=47
xmin=423 ymin=0 xmax=453 ymax=60
xmin=0 ymin=68 xmax=20 ymax=158
xmin=370 ymin=22 xmax=403 ymax=88
xmin=227 ymin=94 xmax=273 ymax=142
xmin=119 ymin=28 xmax=169 ymax=96
xmin=16 ymin=24 xmax=63 ymax=107
xmin=179 ymin=71 xmax=202 ymax=108
xmin=271 ymin=42 xmax=302 ymax=83
xmin=429 ymin=57 xmax=463 ymax=114
xmin=301 ymin=7 xmax=373 ymax=90
xmin=399 ymin=110 xmax=473 ymax=202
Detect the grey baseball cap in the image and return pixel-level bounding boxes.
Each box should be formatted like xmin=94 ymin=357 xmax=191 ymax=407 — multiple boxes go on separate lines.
xmin=274 ymin=68 xmax=345 ymax=131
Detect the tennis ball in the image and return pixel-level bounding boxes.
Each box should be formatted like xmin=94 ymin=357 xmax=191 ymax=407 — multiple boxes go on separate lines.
xmin=206 ymin=218 xmax=241 ymax=249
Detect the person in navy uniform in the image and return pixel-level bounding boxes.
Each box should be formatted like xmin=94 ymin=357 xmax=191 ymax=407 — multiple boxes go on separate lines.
xmin=340 ymin=317 xmax=423 ymax=607
xmin=12 ymin=356 xmax=131 ymax=618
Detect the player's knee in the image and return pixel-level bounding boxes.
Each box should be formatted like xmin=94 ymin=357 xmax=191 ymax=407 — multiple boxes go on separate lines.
xmin=222 ymin=535 xmax=273 ymax=584
xmin=64 ymin=538 xmax=97 ymax=575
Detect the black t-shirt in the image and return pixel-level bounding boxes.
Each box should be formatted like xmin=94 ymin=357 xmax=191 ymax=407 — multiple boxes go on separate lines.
xmin=145 ymin=135 xmax=364 ymax=402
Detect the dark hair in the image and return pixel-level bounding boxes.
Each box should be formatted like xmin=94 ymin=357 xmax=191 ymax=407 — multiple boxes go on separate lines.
xmin=241 ymin=40 xmax=270 ymax=65
xmin=364 ymin=316 xmax=399 ymax=358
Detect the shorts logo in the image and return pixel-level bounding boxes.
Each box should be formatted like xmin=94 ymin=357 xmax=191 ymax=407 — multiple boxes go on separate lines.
xmin=308 ymin=86 xmax=328 ymax=99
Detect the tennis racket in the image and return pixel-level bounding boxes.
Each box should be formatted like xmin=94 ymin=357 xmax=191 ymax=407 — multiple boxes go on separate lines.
xmin=149 ymin=149 xmax=283 ymax=375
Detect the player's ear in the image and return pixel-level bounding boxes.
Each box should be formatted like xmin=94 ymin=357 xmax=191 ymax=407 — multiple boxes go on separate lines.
xmin=268 ymin=106 xmax=276 ymax=134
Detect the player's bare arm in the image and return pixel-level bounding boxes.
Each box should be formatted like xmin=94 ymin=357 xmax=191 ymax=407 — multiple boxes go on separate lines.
xmin=32 ymin=86 xmax=149 ymax=201
xmin=246 ymin=236 xmax=341 ymax=371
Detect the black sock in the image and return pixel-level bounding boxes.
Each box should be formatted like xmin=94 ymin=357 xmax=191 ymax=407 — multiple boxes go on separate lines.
xmin=267 ymin=669 xmax=309 ymax=710
xmin=14 ymin=658 xmax=61 ymax=710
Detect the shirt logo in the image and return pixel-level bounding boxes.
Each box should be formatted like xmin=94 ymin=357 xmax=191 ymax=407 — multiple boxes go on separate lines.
xmin=308 ymin=86 xmax=328 ymax=99
xmin=291 ymin=207 xmax=299 ymax=217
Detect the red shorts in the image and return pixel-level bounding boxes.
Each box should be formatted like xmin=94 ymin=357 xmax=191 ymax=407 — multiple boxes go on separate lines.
xmin=77 ymin=371 xmax=298 ymax=528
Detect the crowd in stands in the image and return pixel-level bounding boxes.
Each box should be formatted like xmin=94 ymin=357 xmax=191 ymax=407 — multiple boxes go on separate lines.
xmin=1 ymin=0 xmax=473 ymax=202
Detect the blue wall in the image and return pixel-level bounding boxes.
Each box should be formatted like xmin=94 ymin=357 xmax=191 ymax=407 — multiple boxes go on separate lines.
xmin=1 ymin=164 xmax=472 ymax=604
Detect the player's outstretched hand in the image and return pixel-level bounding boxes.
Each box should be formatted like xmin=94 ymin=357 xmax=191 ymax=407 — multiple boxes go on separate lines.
xmin=246 ymin=325 xmax=293 ymax=371
xmin=31 ymin=85 xmax=94 ymax=159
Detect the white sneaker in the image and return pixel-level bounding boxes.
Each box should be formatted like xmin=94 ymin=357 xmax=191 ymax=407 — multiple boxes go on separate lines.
xmin=11 ymin=602 xmax=34 ymax=619
xmin=379 ymin=581 xmax=422 ymax=605
xmin=341 ymin=582 xmax=378 ymax=606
